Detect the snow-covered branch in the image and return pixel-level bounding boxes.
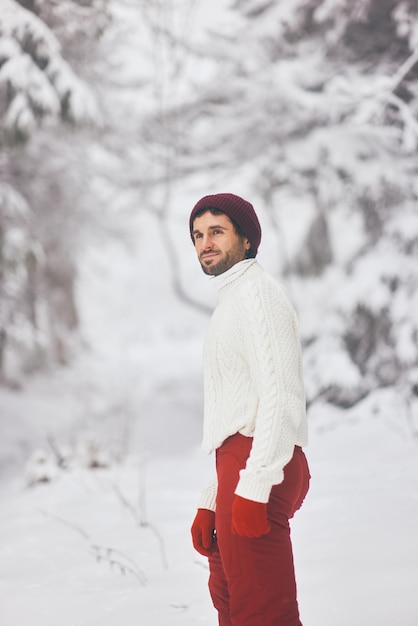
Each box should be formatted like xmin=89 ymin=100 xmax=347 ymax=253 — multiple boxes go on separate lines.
xmin=0 ymin=0 xmax=100 ymax=140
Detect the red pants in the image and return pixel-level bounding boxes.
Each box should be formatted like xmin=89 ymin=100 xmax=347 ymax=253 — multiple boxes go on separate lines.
xmin=208 ymin=433 xmax=310 ymax=626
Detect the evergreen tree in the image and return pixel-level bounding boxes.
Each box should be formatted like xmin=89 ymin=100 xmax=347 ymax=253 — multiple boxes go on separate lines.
xmin=0 ymin=0 xmax=106 ymax=381
xmin=178 ymin=0 xmax=418 ymax=424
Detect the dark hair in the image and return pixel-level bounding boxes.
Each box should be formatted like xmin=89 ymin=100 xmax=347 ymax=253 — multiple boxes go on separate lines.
xmin=192 ymin=207 xmax=255 ymax=258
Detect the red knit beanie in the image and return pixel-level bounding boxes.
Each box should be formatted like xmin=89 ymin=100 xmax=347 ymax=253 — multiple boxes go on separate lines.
xmin=189 ymin=193 xmax=262 ymax=256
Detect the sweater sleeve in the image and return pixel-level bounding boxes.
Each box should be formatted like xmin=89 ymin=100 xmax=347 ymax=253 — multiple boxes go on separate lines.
xmin=234 ymin=278 xmax=306 ymax=503
xmin=198 ymin=471 xmax=218 ymax=511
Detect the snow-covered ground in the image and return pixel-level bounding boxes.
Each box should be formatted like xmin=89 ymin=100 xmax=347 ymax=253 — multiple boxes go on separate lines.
xmin=1 ymin=392 xmax=418 ymax=626
xmin=1 ymin=160 xmax=417 ymax=625
xmin=2 ymin=2 xmax=418 ymax=624
xmin=1 ymin=197 xmax=418 ymax=626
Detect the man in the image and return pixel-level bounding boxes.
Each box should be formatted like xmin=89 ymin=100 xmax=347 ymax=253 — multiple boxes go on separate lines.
xmin=189 ymin=193 xmax=310 ymax=626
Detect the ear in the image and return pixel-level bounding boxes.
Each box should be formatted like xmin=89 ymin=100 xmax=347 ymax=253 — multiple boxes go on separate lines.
xmin=245 ymin=239 xmax=251 ymax=250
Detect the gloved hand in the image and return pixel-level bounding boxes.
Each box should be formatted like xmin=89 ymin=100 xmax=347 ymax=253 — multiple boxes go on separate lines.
xmin=232 ymin=495 xmax=271 ymax=537
xmin=191 ymin=508 xmax=216 ymax=556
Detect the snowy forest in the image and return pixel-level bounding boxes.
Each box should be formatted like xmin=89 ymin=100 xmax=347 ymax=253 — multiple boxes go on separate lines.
xmin=1 ymin=1 xmax=418 ymax=625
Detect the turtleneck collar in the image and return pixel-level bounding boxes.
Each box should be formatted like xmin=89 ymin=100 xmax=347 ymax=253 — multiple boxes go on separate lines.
xmin=210 ymin=258 xmax=257 ymax=291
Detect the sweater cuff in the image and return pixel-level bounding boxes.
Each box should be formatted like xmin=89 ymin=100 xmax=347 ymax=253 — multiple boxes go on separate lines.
xmin=198 ymin=487 xmax=217 ymax=511
xmin=235 ymin=470 xmax=284 ymax=504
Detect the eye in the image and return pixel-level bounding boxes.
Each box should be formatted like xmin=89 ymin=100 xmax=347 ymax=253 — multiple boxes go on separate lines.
xmin=194 ymin=232 xmax=202 ymax=240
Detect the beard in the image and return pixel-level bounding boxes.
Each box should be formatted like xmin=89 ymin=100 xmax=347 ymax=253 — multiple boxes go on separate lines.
xmin=199 ymin=241 xmax=247 ymax=276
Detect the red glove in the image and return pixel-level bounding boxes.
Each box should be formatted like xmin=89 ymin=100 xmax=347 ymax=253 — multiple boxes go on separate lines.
xmin=191 ymin=508 xmax=216 ymax=556
xmin=232 ymin=495 xmax=271 ymax=538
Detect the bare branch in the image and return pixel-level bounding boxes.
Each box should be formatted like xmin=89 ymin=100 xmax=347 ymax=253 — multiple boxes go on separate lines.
xmin=38 ymin=508 xmax=148 ymax=585
xmin=388 ymin=47 xmax=418 ymax=96
xmin=91 ymin=545 xmax=147 ymax=586
xmin=112 ymin=479 xmax=170 ymax=570
xmin=46 ymin=435 xmax=68 ymax=469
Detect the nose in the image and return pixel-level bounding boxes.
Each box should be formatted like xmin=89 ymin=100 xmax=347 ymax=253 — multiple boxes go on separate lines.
xmin=201 ymin=233 xmax=213 ymax=250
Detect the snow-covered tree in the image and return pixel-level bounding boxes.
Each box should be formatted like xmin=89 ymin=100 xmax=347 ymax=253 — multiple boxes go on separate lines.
xmin=78 ymin=0 xmax=213 ymax=312
xmin=0 ymin=0 xmax=101 ymax=140
xmin=0 ymin=0 xmax=106 ymax=381
xmin=171 ymin=0 xmax=418 ymax=424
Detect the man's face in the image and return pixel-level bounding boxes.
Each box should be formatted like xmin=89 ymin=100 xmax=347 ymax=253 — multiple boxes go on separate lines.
xmin=192 ymin=211 xmax=250 ymax=276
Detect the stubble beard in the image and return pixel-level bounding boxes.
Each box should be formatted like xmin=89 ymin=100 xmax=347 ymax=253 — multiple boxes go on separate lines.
xmin=199 ymin=242 xmax=247 ymax=276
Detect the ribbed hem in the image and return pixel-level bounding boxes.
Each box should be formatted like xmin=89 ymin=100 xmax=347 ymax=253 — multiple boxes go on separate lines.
xmin=198 ymin=488 xmax=217 ymax=512
xmin=235 ymin=470 xmax=284 ymax=504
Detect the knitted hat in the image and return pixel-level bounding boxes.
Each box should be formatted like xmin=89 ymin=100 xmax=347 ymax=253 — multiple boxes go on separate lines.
xmin=189 ymin=193 xmax=262 ymax=255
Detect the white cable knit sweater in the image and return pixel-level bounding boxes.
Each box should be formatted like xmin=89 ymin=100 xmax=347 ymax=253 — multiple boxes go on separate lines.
xmin=198 ymin=259 xmax=308 ymax=511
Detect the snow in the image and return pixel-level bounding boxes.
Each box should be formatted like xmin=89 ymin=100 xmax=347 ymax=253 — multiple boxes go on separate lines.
xmin=0 ymin=449 xmax=214 ymax=625
xmin=1 ymin=1 xmax=418 ymax=624
xmin=304 ymin=336 xmax=362 ymax=395
xmin=0 ymin=0 xmax=99 ymax=134
xmin=1 ymin=215 xmax=417 ymax=624
xmin=1 ymin=199 xmax=417 ymax=624
xmin=1 ymin=394 xmax=418 ymax=626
